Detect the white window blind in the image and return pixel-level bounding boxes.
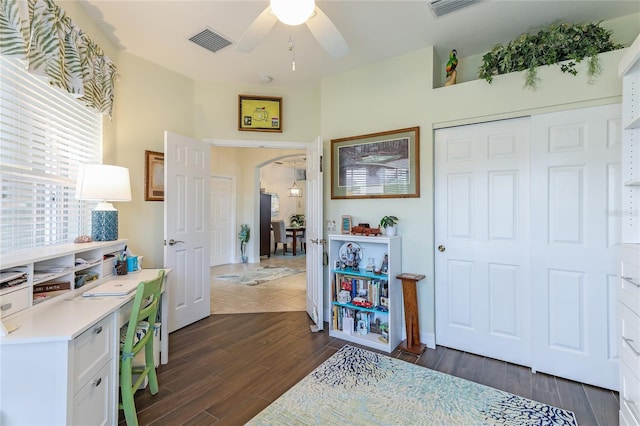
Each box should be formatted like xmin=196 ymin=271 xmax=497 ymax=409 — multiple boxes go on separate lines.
xmin=0 ymin=55 xmax=102 ymax=254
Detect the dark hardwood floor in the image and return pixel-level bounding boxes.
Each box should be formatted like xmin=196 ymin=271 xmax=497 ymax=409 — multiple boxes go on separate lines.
xmin=126 ymin=312 xmax=619 ymax=425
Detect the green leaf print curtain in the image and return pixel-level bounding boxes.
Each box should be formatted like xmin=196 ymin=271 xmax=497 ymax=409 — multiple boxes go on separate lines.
xmin=0 ymin=0 xmax=117 ymax=116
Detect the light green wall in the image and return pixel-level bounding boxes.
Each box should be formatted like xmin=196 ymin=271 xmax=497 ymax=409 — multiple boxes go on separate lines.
xmin=320 ymin=41 xmax=632 ymax=342
xmin=61 ymin=2 xmax=638 ymax=339
xmin=109 ymin=52 xmax=195 ymax=268
xmin=62 ymin=3 xmax=192 ymax=267
xmin=193 ymin=81 xmax=319 ymax=261
xmin=193 ymin=81 xmax=320 ymax=141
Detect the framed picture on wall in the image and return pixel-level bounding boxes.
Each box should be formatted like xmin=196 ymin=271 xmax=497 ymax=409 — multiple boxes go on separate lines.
xmin=238 ymin=95 xmax=282 ymax=133
xmin=144 ymin=150 xmax=164 ymax=201
xmin=331 ymin=127 xmax=420 ymax=199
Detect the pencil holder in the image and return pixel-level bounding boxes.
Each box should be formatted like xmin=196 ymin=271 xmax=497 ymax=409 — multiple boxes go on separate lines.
xmin=115 ymin=260 xmax=128 ymax=275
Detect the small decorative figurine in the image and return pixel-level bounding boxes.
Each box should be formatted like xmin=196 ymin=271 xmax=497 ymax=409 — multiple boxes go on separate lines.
xmin=445 ymin=49 xmax=458 ymax=86
xmin=380 ymin=253 xmax=389 ymax=274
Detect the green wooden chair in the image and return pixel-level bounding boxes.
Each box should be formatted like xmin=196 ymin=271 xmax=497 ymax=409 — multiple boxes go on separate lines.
xmin=119 ymin=270 xmax=165 ymax=426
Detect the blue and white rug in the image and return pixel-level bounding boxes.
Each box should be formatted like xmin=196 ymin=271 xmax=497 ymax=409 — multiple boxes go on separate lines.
xmin=247 ymin=345 xmax=577 ymax=425
xmin=215 ymin=266 xmax=304 ymax=286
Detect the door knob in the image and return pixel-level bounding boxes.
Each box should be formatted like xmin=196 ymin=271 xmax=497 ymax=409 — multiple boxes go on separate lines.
xmin=438 ymin=245 xmax=446 ymax=252
xmin=168 ymin=239 xmax=184 ymax=246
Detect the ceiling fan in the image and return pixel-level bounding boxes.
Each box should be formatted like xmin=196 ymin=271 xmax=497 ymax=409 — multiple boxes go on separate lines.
xmin=236 ymin=0 xmax=350 ymax=59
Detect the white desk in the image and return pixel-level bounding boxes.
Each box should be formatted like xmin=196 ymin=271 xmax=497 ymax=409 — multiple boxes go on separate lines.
xmin=0 ymin=268 xmax=170 ymax=425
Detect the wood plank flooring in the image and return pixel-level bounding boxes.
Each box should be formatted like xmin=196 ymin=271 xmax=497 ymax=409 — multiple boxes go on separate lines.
xmin=126 ymin=312 xmax=619 ymax=425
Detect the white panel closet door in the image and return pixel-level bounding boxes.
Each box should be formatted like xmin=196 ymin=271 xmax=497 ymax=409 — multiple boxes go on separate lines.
xmin=530 ymin=104 xmax=621 ymax=390
xmin=435 ymin=118 xmax=531 ymax=367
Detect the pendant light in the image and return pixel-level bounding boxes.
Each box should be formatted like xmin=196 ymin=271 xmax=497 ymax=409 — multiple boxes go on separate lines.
xmin=288 ymin=163 xmax=302 ymax=198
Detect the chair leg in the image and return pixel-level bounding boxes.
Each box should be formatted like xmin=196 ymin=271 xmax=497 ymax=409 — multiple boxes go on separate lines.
xmin=120 ymin=359 xmax=139 ymax=426
xmin=145 ymin=341 xmax=159 ymax=395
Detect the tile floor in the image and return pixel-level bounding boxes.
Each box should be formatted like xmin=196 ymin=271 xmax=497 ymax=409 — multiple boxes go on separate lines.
xmin=210 ymin=253 xmax=306 ymax=314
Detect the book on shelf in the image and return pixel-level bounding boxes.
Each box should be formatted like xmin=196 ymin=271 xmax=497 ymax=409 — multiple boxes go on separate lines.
xmin=32 ymin=289 xmax=68 ymax=304
xmin=0 ymin=271 xmax=28 ymax=289
xmin=33 ymin=280 xmax=71 ymax=294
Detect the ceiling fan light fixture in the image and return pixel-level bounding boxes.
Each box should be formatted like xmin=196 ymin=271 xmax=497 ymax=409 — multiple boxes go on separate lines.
xmin=270 ymin=0 xmax=315 ymax=26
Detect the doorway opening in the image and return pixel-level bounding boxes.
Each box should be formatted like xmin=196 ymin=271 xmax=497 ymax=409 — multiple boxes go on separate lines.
xmin=210 ymin=147 xmax=308 ymax=314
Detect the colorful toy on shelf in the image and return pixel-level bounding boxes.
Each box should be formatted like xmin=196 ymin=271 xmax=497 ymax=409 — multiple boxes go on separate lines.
xmin=352 ymin=297 xmax=373 ymax=308
xmin=351 ymin=225 xmax=382 ymax=236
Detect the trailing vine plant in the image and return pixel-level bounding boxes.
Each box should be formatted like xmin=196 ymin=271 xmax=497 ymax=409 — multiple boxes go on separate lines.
xmin=478 ymin=21 xmax=624 ymax=90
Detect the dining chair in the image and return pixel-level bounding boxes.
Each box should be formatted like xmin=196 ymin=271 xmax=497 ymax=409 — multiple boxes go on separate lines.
xmin=271 ymin=220 xmax=292 ymax=255
xmin=119 ymin=270 xmax=165 ymax=426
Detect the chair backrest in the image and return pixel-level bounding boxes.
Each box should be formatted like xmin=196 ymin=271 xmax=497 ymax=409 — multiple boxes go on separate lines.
xmin=121 ymin=270 xmax=165 ymax=355
xmin=271 ymin=220 xmax=287 ymax=243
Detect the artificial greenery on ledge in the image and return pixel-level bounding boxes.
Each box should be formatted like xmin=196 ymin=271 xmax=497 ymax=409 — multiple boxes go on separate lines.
xmin=478 ymin=21 xmax=624 ymax=90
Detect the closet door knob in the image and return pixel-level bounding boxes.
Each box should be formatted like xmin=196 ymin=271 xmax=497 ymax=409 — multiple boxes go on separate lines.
xmin=438 ymin=245 xmax=446 ymax=252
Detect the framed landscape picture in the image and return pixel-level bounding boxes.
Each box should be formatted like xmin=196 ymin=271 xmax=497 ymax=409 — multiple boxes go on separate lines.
xmin=238 ymin=95 xmax=282 ymax=132
xmin=144 ymin=150 xmax=164 ymax=201
xmin=331 ymin=127 xmax=420 ymax=199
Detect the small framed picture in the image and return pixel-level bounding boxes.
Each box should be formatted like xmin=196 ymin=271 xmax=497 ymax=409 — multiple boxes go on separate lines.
xmin=238 ymin=95 xmax=282 ymax=133
xmin=341 ymin=215 xmax=352 ymax=234
xmin=144 ymin=150 xmax=164 ymax=201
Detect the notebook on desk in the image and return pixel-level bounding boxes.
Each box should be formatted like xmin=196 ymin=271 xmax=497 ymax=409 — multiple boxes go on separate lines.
xmin=82 ymin=279 xmax=141 ymax=297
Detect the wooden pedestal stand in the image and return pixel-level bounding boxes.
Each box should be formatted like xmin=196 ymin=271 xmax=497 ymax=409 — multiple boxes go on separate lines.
xmin=396 ymin=273 xmax=426 ymax=355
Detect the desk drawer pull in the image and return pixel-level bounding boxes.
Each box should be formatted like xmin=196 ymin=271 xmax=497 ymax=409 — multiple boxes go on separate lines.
xmin=93 ymin=377 xmax=102 ymax=387
xmin=623 ymin=337 xmax=640 ymax=356
xmin=622 ymin=276 xmax=640 ymax=288
xmin=93 ymin=325 xmax=102 ymax=335
xmin=1 ymin=302 xmax=12 ymax=311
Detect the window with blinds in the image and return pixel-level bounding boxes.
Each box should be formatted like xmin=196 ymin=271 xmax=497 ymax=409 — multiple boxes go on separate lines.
xmin=0 ymin=55 xmax=102 ymax=254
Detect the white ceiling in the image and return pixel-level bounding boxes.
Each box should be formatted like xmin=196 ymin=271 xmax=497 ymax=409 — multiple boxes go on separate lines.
xmin=79 ymin=1 xmax=639 ymax=89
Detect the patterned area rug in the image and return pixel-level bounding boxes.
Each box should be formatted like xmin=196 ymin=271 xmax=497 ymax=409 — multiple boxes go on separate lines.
xmin=247 ymin=345 xmax=577 ymax=425
xmin=215 ymin=266 xmax=305 ymax=286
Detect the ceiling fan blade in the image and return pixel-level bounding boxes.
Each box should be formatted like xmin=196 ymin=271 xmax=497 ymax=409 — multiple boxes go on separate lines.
xmin=305 ymin=6 xmax=349 ymax=58
xmin=236 ymin=6 xmax=277 ymax=53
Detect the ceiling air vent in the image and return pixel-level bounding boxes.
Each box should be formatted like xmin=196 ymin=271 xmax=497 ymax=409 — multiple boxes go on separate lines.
xmin=428 ymin=0 xmax=480 ymax=17
xmin=189 ymin=28 xmax=232 ymax=53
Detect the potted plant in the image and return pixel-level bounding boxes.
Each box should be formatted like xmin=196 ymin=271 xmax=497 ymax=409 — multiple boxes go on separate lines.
xmin=478 ymin=20 xmax=624 ymax=90
xmin=379 ymin=215 xmax=398 ymax=236
xmin=290 ymin=214 xmax=305 ymax=227
xmin=238 ymin=224 xmax=250 ymax=263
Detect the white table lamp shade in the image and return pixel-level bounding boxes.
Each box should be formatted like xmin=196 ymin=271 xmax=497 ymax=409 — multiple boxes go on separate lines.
xmin=76 ymin=164 xmax=131 ymax=241
xmin=76 ymin=164 xmax=132 ymax=202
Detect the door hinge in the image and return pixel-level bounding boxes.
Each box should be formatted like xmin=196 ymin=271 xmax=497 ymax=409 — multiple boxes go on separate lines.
xmin=319 ymin=155 xmax=323 ymax=173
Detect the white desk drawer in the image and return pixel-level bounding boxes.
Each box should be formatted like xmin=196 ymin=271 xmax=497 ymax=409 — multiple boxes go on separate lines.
xmin=74 ymin=315 xmax=114 ymax=393
xmin=73 ymin=362 xmax=113 ymax=426
xmin=621 ymin=245 xmax=640 ymax=314
xmin=621 ymin=302 xmax=640 ymax=376
xmin=0 ymin=287 xmax=29 ymax=318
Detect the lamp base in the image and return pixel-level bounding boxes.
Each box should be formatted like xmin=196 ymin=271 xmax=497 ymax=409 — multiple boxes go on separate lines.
xmin=92 ymin=210 xmax=118 ymax=241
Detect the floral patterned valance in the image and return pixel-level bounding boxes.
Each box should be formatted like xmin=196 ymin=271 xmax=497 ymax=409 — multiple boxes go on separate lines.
xmin=0 ymin=0 xmax=117 ymax=116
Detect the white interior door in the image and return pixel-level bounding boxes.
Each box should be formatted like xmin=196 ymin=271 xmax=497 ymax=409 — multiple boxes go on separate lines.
xmin=435 ymin=118 xmax=531 ymax=366
xmin=210 ymin=175 xmax=234 ymax=266
xmin=530 ymin=104 xmax=621 ymax=390
xmin=164 ymin=131 xmax=211 ymax=333
xmin=306 ymin=136 xmax=324 ymax=331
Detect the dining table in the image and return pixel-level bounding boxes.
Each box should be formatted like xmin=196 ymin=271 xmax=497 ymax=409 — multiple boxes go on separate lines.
xmin=286 ymin=226 xmax=306 ymax=256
